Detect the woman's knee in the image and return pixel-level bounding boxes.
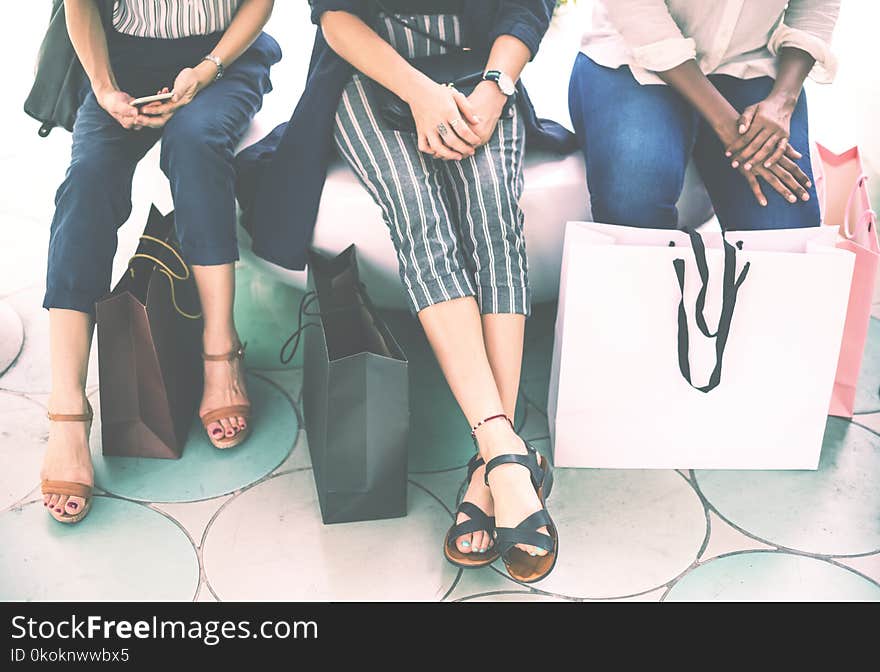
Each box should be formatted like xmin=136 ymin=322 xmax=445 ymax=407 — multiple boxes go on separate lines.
xmin=160 ymin=114 xmax=232 ymax=173
xmin=587 ymin=139 xmax=686 ymax=228
xmin=54 ymin=156 xmax=134 ymax=224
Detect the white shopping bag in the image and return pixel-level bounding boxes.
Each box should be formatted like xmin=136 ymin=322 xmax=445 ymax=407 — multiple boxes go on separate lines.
xmin=547 ymin=222 xmax=855 ymax=470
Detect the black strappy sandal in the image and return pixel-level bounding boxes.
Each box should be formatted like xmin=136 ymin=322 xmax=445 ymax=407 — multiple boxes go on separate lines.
xmin=443 ymin=453 xmax=501 ymax=568
xmin=476 ymin=415 xmax=558 ymax=584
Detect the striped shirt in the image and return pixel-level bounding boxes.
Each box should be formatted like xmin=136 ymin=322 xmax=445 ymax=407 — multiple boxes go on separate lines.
xmin=112 ymin=0 xmax=241 ymax=39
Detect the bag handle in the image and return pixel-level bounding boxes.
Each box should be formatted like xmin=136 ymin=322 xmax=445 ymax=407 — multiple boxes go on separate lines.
xmin=129 ymin=234 xmax=202 ymax=320
xmin=672 ymin=231 xmax=750 ymax=393
xmin=278 ymin=286 xmax=372 ymax=364
xmin=843 ymin=173 xmax=876 ymax=239
xmin=689 ymin=230 xmax=721 ymax=339
xmin=373 ymin=0 xmax=467 ymax=53
xmin=280 ymin=291 xmax=321 ymax=365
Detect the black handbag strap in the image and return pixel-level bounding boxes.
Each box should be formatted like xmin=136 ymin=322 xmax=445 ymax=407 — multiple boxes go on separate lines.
xmin=672 ymin=230 xmax=750 ymax=394
xmin=373 ymin=0 xmax=466 ymax=53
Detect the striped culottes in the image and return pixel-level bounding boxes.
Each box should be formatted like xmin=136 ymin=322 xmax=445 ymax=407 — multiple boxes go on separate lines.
xmin=333 ymin=13 xmax=530 ymax=316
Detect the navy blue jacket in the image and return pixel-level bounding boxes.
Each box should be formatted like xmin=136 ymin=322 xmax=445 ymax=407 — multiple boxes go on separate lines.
xmin=236 ymin=0 xmax=577 ymax=271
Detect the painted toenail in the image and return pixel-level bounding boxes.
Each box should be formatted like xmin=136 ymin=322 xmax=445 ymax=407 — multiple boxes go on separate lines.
xmin=68 ymin=503 xmax=78 ymax=509
xmin=461 ymin=540 xmax=470 ymax=547
xmin=529 ymin=551 xmax=537 ymax=557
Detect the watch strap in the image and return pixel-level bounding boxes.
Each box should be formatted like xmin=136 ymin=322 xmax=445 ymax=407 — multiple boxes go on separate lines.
xmin=482 ymin=69 xmax=514 ymax=95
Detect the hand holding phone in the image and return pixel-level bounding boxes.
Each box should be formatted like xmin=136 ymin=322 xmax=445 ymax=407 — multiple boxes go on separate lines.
xmin=131 ymin=92 xmax=174 ymax=107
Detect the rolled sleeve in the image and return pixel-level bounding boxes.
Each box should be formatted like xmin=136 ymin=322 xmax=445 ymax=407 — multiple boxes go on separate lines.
xmin=770 ymin=0 xmax=841 ymax=83
xmin=603 ymin=0 xmax=695 ymax=72
xmin=632 ymin=36 xmax=697 ymax=72
xmin=309 ymin=0 xmax=369 ymax=25
xmin=488 ymin=0 xmax=555 ymax=60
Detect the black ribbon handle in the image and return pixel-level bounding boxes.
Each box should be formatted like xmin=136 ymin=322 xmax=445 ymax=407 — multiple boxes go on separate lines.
xmin=673 ymin=230 xmax=750 ymax=394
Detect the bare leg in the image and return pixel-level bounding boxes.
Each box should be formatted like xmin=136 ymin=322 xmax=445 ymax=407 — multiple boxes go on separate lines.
xmin=192 ymin=264 xmax=249 ymax=441
xmin=482 ymin=314 xmax=525 ymax=416
xmin=42 ymin=309 xmax=94 ymax=518
xmin=419 ymin=298 xmax=546 ymax=555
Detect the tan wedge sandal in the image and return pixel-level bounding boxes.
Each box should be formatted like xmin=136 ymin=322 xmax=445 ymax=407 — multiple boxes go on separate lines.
xmin=42 ymin=404 xmax=94 ymax=525
xmin=200 ymin=342 xmax=252 ymax=450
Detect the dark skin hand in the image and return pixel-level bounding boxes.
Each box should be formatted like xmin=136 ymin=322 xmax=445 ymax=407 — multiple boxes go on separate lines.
xmin=657 ymin=59 xmax=811 ymax=206
xmin=724 ymin=46 xmax=815 ymax=182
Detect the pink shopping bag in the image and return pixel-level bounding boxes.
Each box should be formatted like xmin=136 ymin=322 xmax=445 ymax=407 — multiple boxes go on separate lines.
xmin=814 ymin=143 xmax=879 ymax=418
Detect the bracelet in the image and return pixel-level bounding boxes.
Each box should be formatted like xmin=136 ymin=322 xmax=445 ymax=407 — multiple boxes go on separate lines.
xmin=470 ymin=414 xmax=514 ymax=439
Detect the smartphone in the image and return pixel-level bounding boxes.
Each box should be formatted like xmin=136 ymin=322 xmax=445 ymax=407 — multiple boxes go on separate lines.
xmin=131 ymin=92 xmax=173 ymax=106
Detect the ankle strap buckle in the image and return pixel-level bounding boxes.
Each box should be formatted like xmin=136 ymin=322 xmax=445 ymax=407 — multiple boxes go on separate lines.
xmin=470 ymin=413 xmax=513 ymax=440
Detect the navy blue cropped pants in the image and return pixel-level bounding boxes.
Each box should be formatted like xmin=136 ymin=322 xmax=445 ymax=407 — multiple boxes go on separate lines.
xmin=44 ymin=31 xmax=280 ymax=314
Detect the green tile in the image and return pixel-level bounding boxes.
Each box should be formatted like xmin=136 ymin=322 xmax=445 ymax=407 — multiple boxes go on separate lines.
xmin=695 ymin=418 xmax=880 ymax=556
xmin=380 ymin=310 xmax=474 ymax=472
xmin=91 ymin=374 xmax=298 ymax=502
xmin=234 ymin=261 xmax=308 ymax=370
xmin=0 ymin=497 xmax=199 ymax=601
xmin=666 ymin=552 xmax=880 ymax=602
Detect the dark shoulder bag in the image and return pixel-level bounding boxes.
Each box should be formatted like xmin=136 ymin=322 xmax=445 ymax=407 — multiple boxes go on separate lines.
xmin=368 ymin=0 xmax=514 ymax=131
xmin=24 ymin=0 xmax=114 ymax=136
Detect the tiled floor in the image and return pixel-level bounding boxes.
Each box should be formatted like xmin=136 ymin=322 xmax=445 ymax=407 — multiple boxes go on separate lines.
xmin=1 ymin=291 xmax=879 ymax=602
xmin=1 ymin=2 xmax=879 ymax=603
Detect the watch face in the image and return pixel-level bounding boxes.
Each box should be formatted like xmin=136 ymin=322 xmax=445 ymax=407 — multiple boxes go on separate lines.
xmin=498 ymin=73 xmax=516 ymax=96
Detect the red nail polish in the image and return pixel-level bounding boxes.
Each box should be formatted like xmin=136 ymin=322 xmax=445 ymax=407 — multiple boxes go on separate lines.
xmin=68 ymin=502 xmax=78 ymax=509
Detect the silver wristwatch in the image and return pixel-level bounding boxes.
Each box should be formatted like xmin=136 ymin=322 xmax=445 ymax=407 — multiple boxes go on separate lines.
xmin=202 ymin=54 xmax=224 ymax=80
xmin=482 ymin=70 xmax=516 ymax=96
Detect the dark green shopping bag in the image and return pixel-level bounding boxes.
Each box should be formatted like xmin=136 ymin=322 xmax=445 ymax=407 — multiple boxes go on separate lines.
xmin=284 ymin=246 xmax=409 ymax=524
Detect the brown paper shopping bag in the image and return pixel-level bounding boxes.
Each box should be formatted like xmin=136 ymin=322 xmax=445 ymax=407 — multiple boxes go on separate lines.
xmin=95 ymin=206 xmax=203 ymax=459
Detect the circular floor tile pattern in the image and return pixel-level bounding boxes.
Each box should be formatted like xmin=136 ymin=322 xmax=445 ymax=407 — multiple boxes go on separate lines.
xmin=529 ymin=469 xmax=706 ymax=599
xmin=854 ymin=318 xmax=880 ymax=414
xmin=91 ymin=374 xmax=298 ymax=502
xmin=203 ymin=471 xmax=458 ymax=601
xmin=458 ymin=591 xmax=570 ymax=602
xmin=0 ymin=393 xmax=47 ymax=510
xmin=665 ymin=551 xmax=880 ymax=602
xmin=234 ymin=262 xmax=309 ymax=370
xmin=0 ymin=289 xmax=100 ymax=394
xmin=0 ymin=300 xmax=24 ymax=376
xmin=695 ymin=418 xmax=880 ymax=556
xmin=380 ymin=310 xmax=524 ymax=473
xmin=0 ymin=497 xmax=198 ymax=601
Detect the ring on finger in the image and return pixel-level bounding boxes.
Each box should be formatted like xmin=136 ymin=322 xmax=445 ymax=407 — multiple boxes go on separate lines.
xmin=449 ymin=118 xmax=460 ymax=129
xmin=437 ymin=122 xmax=449 ymax=138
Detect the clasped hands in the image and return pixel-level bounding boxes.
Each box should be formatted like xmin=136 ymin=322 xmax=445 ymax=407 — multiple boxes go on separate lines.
xmin=409 ymin=79 xmax=508 ymax=161
xmin=718 ymin=94 xmax=811 ymax=207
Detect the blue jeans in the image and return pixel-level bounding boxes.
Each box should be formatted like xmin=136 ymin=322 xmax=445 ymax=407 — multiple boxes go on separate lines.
xmin=568 ymin=53 xmax=820 ymax=231
xmin=44 ymin=31 xmax=281 ymax=314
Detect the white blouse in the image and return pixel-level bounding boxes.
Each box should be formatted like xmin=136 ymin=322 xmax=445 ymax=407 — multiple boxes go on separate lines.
xmin=113 ymin=0 xmax=241 ymax=39
xmin=581 ymin=0 xmax=841 ymax=86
